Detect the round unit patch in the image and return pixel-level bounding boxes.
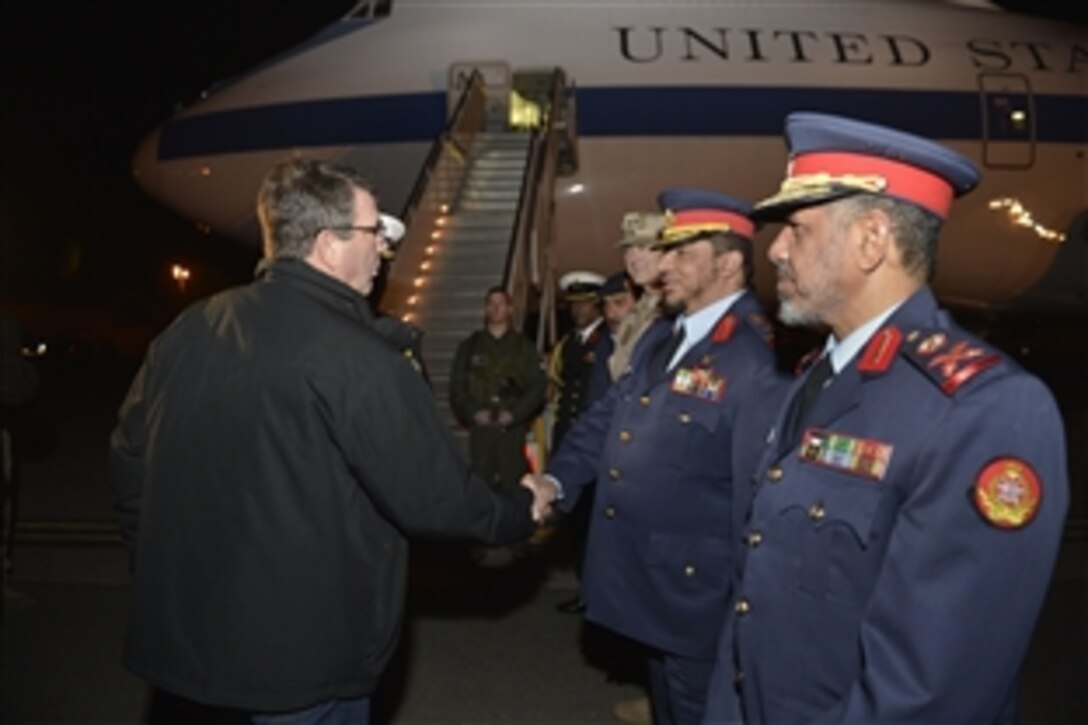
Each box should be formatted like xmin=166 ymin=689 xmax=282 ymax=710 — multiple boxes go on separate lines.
xmin=973 ymin=458 xmax=1042 ymax=529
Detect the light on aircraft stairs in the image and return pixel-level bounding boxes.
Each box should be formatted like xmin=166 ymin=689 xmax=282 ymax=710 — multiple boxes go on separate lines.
xmin=405 ymin=133 xmax=534 ymax=444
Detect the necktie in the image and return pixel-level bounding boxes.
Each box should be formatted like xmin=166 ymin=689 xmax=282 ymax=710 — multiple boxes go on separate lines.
xmin=786 ymin=354 xmax=834 ymax=438
xmin=653 ymin=326 xmax=686 ymax=374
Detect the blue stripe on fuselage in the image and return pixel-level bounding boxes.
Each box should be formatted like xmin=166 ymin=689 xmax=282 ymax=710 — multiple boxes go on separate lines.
xmin=157 ymin=86 xmax=1087 ymax=160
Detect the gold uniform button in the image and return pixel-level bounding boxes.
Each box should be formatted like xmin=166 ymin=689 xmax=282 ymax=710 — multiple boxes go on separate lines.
xmin=809 ymin=503 xmax=826 ymax=521
xmin=608 ymin=468 xmax=621 ymax=481
xmin=604 ymin=507 xmax=617 ymax=519
xmin=639 ymin=395 xmax=651 ymax=407
xmin=766 ymin=466 xmax=784 ymax=482
xmin=619 ymin=430 xmax=632 ymax=443
xmin=746 ymin=531 xmax=763 ymax=547
xmin=734 ymin=597 xmax=751 ymax=615
xmin=683 ymin=565 xmax=695 ymax=577
xmin=679 ymin=412 xmax=692 ymax=424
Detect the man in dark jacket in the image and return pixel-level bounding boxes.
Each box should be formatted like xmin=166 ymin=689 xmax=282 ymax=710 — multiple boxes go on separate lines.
xmin=110 ymin=159 xmax=539 ymax=722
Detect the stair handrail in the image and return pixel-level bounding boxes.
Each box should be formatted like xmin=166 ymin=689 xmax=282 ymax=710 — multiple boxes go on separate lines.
xmin=502 ymin=67 xmax=567 ymax=351
xmin=401 ymin=70 xmax=485 ymax=229
xmin=380 ymin=71 xmax=488 ymax=317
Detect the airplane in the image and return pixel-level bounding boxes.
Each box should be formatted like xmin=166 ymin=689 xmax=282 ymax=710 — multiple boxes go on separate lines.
xmin=130 ymin=0 xmax=1087 ymax=329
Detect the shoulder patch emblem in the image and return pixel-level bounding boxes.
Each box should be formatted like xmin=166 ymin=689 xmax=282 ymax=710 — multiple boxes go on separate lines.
xmin=858 ymin=326 xmax=902 ymax=375
xmin=711 ymin=314 xmax=737 ymax=343
xmin=903 ymin=329 xmax=1002 ymax=394
xmin=973 ymin=458 xmax=1042 ymax=529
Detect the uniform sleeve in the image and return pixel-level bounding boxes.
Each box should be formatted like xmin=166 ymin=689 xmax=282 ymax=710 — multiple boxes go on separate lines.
xmin=108 ymin=358 xmax=152 ymax=566
xmin=508 ymin=338 xmax=546 ymax=424
xmin=342 ymin=351 xmax=534 ymax=545
xmin=545 ymin=378 xmax=620 ymax=510
xmin=818 ymin=373 xmax=1069 ymax=724
xmin=448 ymin=335 xmax=480 ymax=425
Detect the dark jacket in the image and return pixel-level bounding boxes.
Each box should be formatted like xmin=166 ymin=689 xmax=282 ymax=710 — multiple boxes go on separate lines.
xmin=110 ymin=259 xmax=533 ymax=711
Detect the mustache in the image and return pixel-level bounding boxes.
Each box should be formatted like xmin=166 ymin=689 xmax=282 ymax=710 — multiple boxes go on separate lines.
xmin=774 ymin=262 xmax=795 ymax=283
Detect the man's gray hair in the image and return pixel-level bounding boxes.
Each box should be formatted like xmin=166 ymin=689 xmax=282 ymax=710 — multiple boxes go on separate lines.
xmin=257 ymin=159 xmax=375 ymax=260
xmin=832 ymin=195 xmax=942 ymax=281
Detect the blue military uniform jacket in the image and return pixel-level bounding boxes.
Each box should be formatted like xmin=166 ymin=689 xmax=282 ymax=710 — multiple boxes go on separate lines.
xmin=548 ymin=290 xmax=778 ymax=659
xmin=705 ymin=287 xmax=1069 ymax=724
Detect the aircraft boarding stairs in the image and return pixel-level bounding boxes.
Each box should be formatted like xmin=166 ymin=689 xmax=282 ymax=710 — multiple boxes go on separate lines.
xmin=403 ymin=134 xmax=533 ymax=443
xmin=379 ymin=68 xmax=574 ymax=452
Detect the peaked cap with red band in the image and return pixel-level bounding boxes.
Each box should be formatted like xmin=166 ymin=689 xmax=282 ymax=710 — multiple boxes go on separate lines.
xmin=654 ymin=187 xmax=756 ymax=250
xmin=753 ymin=112 xmax=981 ymax=221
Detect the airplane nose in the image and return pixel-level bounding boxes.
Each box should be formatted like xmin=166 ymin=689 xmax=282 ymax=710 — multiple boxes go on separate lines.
xmin=131 ymin=127 xmax=164 ymax=202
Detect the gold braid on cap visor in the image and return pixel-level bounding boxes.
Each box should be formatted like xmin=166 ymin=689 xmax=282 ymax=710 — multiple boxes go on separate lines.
xmin=755 ymin=173 xmax=888 ymax=209
xmin=660 ymin=222 xmax=736 ymax=242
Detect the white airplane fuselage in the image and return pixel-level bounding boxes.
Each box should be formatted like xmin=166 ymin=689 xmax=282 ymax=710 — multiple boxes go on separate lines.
xmin=131 ymin=0 xmax=1087 ymax=312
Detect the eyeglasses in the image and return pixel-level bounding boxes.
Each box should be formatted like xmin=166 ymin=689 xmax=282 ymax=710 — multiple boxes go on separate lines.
xmin=327 ymin=220 xmax=385 ymax=238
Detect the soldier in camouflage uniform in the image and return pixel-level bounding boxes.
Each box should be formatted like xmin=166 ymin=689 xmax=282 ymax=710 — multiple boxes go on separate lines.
xmin=450 ymin=287 xmax=546 ymax=489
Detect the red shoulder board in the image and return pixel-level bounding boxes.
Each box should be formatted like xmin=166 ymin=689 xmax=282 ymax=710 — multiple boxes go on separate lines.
xmin=746 ymin=312 xmax=775 ymax=347
xmin=711 ymin=314 xmax=737 ymax=343
xmin=903 ymin=329 xmax=1002 ymax=395
xmin=973 ymin=458 xmax=1042 ymax=529
xmin=858 ymin=326 xmax=902 ymax=375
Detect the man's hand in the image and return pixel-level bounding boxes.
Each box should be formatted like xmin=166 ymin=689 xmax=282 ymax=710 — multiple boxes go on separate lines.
xmin=520 ymin=474 xmax=559 ymax=524
xmin=473 ymin=409 xmax=493 ymax=426
xmin=496 ymin=409 xmax=514 ymax=427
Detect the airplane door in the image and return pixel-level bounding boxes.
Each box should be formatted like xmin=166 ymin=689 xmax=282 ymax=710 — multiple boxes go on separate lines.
xmin=979 ymin=73 xmax=1035 ymax=169
xmin=448 ymin=61 xmax=511 ymax=122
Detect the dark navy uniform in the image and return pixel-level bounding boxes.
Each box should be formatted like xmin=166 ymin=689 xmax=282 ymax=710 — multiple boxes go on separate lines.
xmin=548 ymin=291 xmax=779 ymax=710
xmin=706 ymin=288 xmax=1069 ymax=724
xmin=550 ymin=319 xmax=607 ymax=449
xmin=704 ymin=114 xmax=1069 ymax=724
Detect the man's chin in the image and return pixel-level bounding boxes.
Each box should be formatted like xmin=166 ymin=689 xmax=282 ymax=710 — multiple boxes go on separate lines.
xmin=776 ymin=300 xmax=820 ymax=328
xmin=661 ymin=297 xmax=684 ymax=316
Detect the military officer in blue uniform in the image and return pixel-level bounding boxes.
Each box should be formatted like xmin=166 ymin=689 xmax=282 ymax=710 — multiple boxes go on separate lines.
xmin=524 ymin=189 xmax=782 ymax=725
xmin=702 ymin=113 xmax=1070 ymax=724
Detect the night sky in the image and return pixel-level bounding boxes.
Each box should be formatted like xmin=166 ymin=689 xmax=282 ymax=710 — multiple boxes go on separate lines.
xmin=2 ymin=2 xmax=352 ymax=345
xmin=1 ymin=1 xmax=1082 ymax=352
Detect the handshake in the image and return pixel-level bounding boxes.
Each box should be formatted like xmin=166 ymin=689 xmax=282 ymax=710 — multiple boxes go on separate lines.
xmin=519 ymin=474 xmax=560 ymax=524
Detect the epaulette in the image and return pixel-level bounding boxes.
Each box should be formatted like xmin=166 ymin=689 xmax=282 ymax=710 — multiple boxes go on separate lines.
xmin=744 ymin=312 xmax=775 ymax=348
xmin=902 ymin=328 xmax=1003 ymax=395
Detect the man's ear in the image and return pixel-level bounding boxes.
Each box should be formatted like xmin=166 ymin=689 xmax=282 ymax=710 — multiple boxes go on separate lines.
xmin=717 ymin=248 xmax=743 ymax=279
xmin=308 ymin=228 xmax=341 ymax=274
xmin=856 ymin=209 xmax=892 ymax=273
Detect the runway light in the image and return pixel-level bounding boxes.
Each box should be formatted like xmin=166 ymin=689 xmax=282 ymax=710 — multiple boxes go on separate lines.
xmin=199 ymin=165 xmax=212 ymax=177
xmin=439 ymin=204 xmax=450 ymax=214
xmin=436 ymin=217 xmax=447 ymax=227
xmin=425 ymin=245 xmax=436 ymax=256
xmin=402 ymin=313 xmax=414 ymax=322
xmin=408 ymin=295 xmax=419 ymax=306
xmin=567 ymin=183 xmax=585 ymax=194
xmin=988 ymin=197 xmax=1066 ymax=243
xmin=420 ymin=260 xmax=432 ymax=271
xmin=431 ymin=230 xmax=442 ymax=240
xmin=413 ymin=277 xmax=425 ymax=288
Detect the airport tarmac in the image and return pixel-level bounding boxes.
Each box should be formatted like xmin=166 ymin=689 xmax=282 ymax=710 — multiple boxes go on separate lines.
xmin=3 ymin=353 xmax=1085 ymax=724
